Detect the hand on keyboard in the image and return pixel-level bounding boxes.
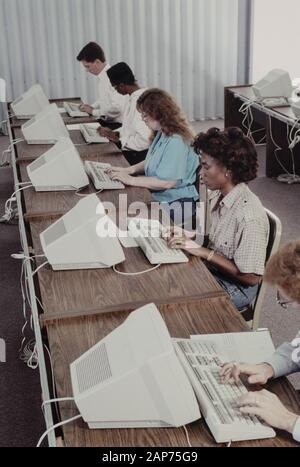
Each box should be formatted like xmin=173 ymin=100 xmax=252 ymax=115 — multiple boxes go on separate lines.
xmin=98 ymin=126 xmax=120 ymax=142
xmin=220 ymin=362 xmax=275 ymax=385
xmin=79 ymin=103 xmax=93 ymax=114
xmin=109 ymin=169 xmax=135 ymax=186
xmin=166 ymin=230 xmax=199 ymax=253
xmin=107 ymin=166 xmax=135 ymax=176
xmin=238 ymin=389 xmax=299 ymax=433
xmin=162 ymin=225 xmax=195 ymax=241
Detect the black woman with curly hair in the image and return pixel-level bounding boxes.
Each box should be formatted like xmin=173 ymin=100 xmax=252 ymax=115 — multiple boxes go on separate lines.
xmin=165 ymin=127 xmax=269 ymax=310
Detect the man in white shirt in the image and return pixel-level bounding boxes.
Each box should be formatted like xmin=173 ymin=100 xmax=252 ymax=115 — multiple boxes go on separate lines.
xmin=76 ymin=42 xmax=124 ymax=129
xmin=98 ymin=62 xmax=151 ymax=165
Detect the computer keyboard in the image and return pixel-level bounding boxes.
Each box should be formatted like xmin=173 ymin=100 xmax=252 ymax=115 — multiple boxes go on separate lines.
xmin=173 ymin=339 xmax=275 ymax=443
xmin=128 ymin=218 xmax=189 ymax=264
xmin=80 ymin=124 xmax=109 ymax=143
xmin=84 ymin=161 xmax=125 ymax=190
xmin=63 ymin=102 xmax=89 ymax=117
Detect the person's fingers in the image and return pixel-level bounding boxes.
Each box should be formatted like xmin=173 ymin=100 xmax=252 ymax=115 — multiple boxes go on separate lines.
xmin=220 ymin=362 xmax=235 ymax=374
xmin=238 ymin=391 xmax=261 ymax=407
xmin=239 ymin=405 xmax=262 ymax=419
xmin=220 ymin=362 xmax=239 ymax=383
xmin=167 ymin=237 xmax=183 ymax=249
xmin=231 ymin=363 xmax=242 ymax=384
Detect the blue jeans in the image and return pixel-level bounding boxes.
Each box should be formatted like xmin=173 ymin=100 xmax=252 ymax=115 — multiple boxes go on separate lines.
xmin=209 ymin=268 xmax=259 ymax=311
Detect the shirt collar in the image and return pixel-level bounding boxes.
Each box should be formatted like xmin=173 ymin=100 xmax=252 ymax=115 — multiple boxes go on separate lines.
xmin=219 ymin=183 xmax=247 ymax=209
xmin=99 ymin=63 xmax=110 ymax=77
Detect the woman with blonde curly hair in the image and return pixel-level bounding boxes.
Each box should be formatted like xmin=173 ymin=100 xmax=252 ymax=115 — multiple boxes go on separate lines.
xmin=108 ymin=88 xmax=199 ymax=222
xmin=221 ymin=240 xmax=300 ymax=443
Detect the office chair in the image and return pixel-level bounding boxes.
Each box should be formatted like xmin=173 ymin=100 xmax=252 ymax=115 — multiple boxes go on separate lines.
xmin=241 ymin=209 xmax=282 ymax=330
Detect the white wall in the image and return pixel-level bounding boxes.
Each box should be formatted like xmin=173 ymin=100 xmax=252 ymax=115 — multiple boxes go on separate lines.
xmin=252 ymin=0 xmax=300 ymax=82
xmin=0 ymin=0 xmax=244 ymax=123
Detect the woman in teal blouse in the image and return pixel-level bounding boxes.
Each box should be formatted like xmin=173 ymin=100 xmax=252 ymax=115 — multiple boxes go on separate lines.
xmin=108 ymin=88 xmax=199 ymax=224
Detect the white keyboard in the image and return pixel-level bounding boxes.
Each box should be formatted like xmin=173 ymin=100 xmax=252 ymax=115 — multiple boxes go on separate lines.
xmin=173 ymin=339 xmax=276 ymax=443
xmin=128 ymin=218 xmax=189 ymax=265
xmin=84 ymin=161 xmax=125 ymax=190
xmin=63 ymin=102 xmax=89 ymax=117
xmin=80 ymin=124 xmax=109 ymax=143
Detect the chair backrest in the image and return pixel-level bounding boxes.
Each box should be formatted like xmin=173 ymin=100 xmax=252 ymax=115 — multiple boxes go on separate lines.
xmin=251 ymin=208 xmax=282 ymax=330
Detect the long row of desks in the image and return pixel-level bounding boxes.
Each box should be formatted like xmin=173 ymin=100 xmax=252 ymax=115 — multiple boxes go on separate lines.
xmin=9 ymin=99 xmax=300 ymax=447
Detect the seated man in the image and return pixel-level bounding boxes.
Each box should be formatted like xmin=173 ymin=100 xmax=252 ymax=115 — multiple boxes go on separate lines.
xmin=98 ymin=62 xmax=151 ymax=165
xmin=76 ymin=42 xmax=124 ymax=128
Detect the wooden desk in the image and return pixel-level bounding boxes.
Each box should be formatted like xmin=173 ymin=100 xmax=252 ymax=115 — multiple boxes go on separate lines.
xmin=9 ymin=104 xmax=300 ymax=447
xmin=12 ymin=127 xmax=121 ymax=161
xmin=45 ymin=297 xmax=300 ymax=447
xmin=9 ymin=97 xmax=97 ymax=128
xmin=28 ymin=217 xmax=227 ymax=325
xmin=225 ymin=85 xmax=300 ymax=177
xmin=13 ymin=128 xmax=152 ymax=220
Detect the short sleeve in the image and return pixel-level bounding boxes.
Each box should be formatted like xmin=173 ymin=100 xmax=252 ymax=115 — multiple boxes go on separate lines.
xmin=234 ymin=218 xmax=268 ymax=274
xmin=155 ymin=136 xmax=188 ymax=181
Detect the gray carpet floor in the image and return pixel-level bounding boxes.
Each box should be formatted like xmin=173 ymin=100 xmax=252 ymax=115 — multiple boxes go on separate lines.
xmin=0 ymin=120 xmax=299 ymax=446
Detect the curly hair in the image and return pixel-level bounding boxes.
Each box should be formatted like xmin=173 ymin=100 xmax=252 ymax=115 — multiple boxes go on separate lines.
xmin=264 ymin=240 xmax=300 ymax=303
xmin=193 ymin=127 xmax=258 ymax=184
xmin=136 ymin=88 xmax=195 ymax=143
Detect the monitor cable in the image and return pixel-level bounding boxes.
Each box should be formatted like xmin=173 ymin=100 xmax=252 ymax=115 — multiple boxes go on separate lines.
xmin=113 ymin=263 xmax=161 ymax=276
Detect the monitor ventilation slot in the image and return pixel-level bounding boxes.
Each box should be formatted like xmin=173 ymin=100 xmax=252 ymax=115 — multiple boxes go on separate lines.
xmin=76 ymin=343 xmax=112 ymax=393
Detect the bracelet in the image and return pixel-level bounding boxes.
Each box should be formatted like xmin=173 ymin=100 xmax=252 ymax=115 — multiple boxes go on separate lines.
xmin=206 ymin=249 xmax=215 ymax=262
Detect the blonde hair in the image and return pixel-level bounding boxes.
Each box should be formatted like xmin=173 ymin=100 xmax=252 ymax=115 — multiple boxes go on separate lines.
xmin=264 ymin=240 xmax=300 ymax=303
xmin=137 ymin=88 xmax=195 ymax=143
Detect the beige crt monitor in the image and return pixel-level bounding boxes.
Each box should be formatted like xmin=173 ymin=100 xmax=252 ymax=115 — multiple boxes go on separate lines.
xmin=252 ymin=69 xmax=293 ymax=100
xmin=27 ymin=137 xmax=89 ymax=191
xmin=11 ymin=84 xmax=49 ymax=119
xmin=40 ymin=194 xmax=125 ymax=270
xmin=70 ymin=303 xmax=200 ymax=429
xmin=21 ymin=103 xmax=69 ymax=144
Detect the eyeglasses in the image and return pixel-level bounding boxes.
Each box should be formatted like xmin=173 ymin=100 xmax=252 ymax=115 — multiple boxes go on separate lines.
xmin=276 ymin=290 xmax=300 ymax=310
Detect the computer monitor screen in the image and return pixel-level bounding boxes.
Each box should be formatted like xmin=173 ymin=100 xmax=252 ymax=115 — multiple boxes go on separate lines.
xmin=11 ymin=84 xmax=49 ymax=119
xmin=21 ymin=103 xmax=69 ymax=144
xmin=252 ymin=69 xmax=293 ymax=100
xmin=27 ymin=137 xmax=89 ymax=191
xmin=40 ymin=194 xmax=125 ymax=270
xmin=70 ymin=303 xmax=200 ymax=428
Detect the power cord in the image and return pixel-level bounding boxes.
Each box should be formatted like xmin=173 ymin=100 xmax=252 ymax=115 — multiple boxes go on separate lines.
xmin=0 ymin=185 xmax=33 ymax=223
xmin=113 ymin=263 xmax=161 ymax=276
xmin=238 ymin=100 xmax=266 ymax=145
xmin=75 ymin=188 xmax=103 ymax=197
xmin=36 ymin=414 xmax=82 ymax=447
xmin=11 ymin=253 xmax=46 ymax=361
xmin=182 ymin=425 xmax=192 ymax=447
xmin=41 ymin=397 xmax=75 ymax=413
xmin=266 ymin=112 xmax=300 ymax=184
xmin=0 ymin=139 xmax=24 ymax=166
